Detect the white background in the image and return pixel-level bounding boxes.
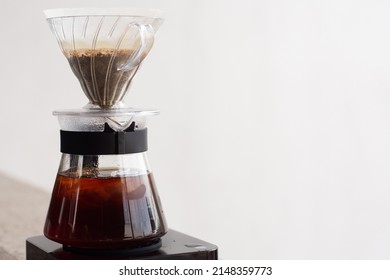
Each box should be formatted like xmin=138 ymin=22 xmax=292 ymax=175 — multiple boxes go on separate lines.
xmin=1 ymin=0 xmax=390 ymax=259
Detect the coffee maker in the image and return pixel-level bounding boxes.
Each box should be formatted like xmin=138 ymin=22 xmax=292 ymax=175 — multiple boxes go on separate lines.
xmin=26 ymin=8 xmax=217 ymax=260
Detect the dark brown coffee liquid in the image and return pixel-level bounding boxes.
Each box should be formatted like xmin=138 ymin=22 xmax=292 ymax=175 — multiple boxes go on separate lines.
xmin=44 ymin=172 xmax=167 ymax=249
xmin=66 ymin=49 xmax=139 ymax=107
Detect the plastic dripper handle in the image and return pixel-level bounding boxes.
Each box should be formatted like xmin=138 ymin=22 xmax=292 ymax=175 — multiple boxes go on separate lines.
xmin=118 ymin=23 xmax=155 ymax=71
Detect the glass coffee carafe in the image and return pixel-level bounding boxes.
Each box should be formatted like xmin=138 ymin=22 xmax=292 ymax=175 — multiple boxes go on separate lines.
xmin=43 ymin=8 xmax=167 ymax=251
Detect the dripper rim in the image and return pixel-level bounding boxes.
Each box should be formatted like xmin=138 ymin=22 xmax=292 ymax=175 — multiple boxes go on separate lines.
xmin=44 ymin=8 xmax=164 ymax=19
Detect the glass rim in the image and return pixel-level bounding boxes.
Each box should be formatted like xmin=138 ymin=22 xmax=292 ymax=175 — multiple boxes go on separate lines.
xmin=44 ymin=8 xmax=164 ymax=19
xmin=53 ymin=107 xmax=160 ymax=117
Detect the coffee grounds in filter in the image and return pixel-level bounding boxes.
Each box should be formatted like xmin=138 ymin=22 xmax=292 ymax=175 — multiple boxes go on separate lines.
xmin=65 ymin=48 xmax=141 ymax=107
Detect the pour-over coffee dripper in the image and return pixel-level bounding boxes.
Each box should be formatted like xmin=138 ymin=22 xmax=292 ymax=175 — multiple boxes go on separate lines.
xmin=43 ymin=8 xmax=168 ymax=252
xmin=47 ymin=8 xmax=163 ymax=108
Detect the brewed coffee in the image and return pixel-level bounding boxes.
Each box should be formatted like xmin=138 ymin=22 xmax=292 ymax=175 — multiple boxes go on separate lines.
xmin=44 ymin=171 xmax=167 ymax=249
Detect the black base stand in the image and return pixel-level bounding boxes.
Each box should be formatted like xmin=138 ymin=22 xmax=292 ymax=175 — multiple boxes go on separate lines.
xmin=26 ymin=230 xmax=218 ymax=260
